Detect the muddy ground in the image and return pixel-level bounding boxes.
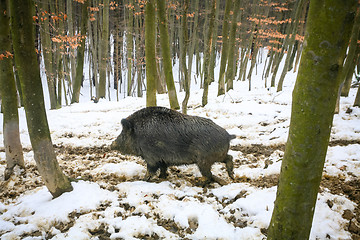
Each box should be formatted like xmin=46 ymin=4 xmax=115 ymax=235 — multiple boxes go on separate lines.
xmin=1 ymin=141 xmax=360 ymax=239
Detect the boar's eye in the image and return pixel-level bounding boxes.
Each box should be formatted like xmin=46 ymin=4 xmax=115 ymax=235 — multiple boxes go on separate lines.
xmin=121 ymin=118 xmax=133 ymax=131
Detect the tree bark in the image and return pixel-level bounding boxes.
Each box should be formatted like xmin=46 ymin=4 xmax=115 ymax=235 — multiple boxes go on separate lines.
xmin=354 ymin=83 xmax=360 ymax=107
xmin=156 ymin=0 xmax=180 ymax=109
xmin=71 ymin=0 xmax=89 ymax=104
xmin=0 ymin=0 xmax=25 ymax=180
xmin=202 ymin=0 xmax=216 ymax=106
xmin=226 ymin=0 xmax=241 ymax=91
xmin=208 ymin=0 xmax=220 ymax=84
xmin=180 ymin=0 xmax=190 ymax=114
xmin=98 ymin=0 xmax=110 ymax=99
xmin=276 ymin=0 xmax=306 ymax=92
xmin=126 ymin=0 xmax=134 ymax=96
xmin=217 ymin=0 xmax=232 ymax=96
xmin=268 ymin=0 xmax=356 ymax=239
xmin=145 ymin=0 xmax=157 ymax=107
xmin=39 ymin=0 xmax=58 ymax=109
xmin=10 ymin=0 xmax=73 ymax=198
xmin=340 ymin=8 xmax=360 ymax=97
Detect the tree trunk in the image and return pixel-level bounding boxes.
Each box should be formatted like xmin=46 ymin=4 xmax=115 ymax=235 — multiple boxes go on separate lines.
xmin=217 ymin=0 xmax=232 ymax=96
xmin=226 ymin=0 xmax=241 ymax=91
xmin=202 ymin=0 xmax=216 ymax=107
xmin=209 ymin=0 xmax=220 ymax=84
xmin=126 ymin=0 xmax=134 ymax=96
xmin=157 ymin=0 xmax=179 ymax=109
xmin=354 ymin=83 xmax=360 ymax=107
xmin=39 ymin=0 xmax=58 ymax=109
xmin=71 ymin=0 xmax=89 ymax=104
xmin=0 ymin=0 xmax=25 ymax=180
xmin=98 ymin=0 xmax=110 ymax=99
xmin=277 ymin=0 xmax=307 ymax=92
xmin=67 ymin=0 xmax=76 ymax=88
xmin=186 ymin=0 xmax=200 ymax=88
xmin=145 ymin=0 xmax=157 ymax=107
xmin=10 ymin=0 xmax=73 ymax=198
xmin=134 ymin=2 xmax=143 ymax=98
xmin=340 ymin=8 xmax=360 ymax=97
xmin=268 ymin=0 xmax=356 ymax=239
xmin=180 ymin=0 xmax=190 ymax=114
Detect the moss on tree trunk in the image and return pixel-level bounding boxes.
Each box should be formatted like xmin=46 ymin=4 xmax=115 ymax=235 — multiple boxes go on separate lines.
xmin=0 ymin=0 xmax=25 ymax=180
xmin=10 ymin=0 xmax=73 ymax=198
xmin=156 ymin=0 xmax=179 ymax=110
xmin=268 ymin=0 xmax=356 ymax=239
xmin=71 ymin=0 xmax=89 ymax=104
xmin=145 ymin=0 xmax=157 ymax=107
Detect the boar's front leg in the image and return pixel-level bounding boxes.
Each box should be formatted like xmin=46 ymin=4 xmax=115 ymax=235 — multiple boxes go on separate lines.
xmin=158 ymin=162 xmax=168 ymax=179
xmin=143 ymin=163 xmax=159 ymax=181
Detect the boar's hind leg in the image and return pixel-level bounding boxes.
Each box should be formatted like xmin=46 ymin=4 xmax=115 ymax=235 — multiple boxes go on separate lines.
xmin=143 ymin=163 xmax=159 ymax=181
xmin=198 ymin=164 xmax=213 ymax=185
xmin=225 ymin=154 xmax=234 ymax=180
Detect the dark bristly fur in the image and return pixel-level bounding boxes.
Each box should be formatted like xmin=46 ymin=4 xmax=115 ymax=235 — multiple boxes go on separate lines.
xmin=111 ymin=107 xmax=235 ymax=185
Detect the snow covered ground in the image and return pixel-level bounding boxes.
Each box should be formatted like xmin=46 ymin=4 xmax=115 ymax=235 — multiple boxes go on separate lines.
xmin=1 ymin=56 xmax=360 ymax=239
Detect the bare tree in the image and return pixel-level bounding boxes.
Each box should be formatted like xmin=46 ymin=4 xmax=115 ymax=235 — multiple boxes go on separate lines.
xmin=268 ymin=0 xmax=357 ymax=238
xmin=10 ymin=0 xmax=73 ymax=198
xmin=0 ymin=0 xmax=24 ymax=180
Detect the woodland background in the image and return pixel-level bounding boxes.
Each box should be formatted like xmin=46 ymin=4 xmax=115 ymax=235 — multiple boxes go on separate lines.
xmin=24 ymin=0 xmax=317 ymax=109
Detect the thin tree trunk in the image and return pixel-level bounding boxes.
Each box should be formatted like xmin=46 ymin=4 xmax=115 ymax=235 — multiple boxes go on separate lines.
xmin=180 ymin=0 xmax=190 ymax=114
xmin=268 ymin=0 xmax=356 ymax=238
xmin=354 ymin=83 xmax=360 ymax=107
xmin=126 ymin=0 xmax=134 ymax=96
xmin=202 ymin=0 xmax=216 ymax=107
xmin=341 ymin=8 xmax=360 ymax=97
xmin=208 ymin=0 xmax=220 ymax=84
xmin=56 ymin=0 xmax=65 ymax=107
xmin=157 ymin=0 xmax=180 ymax=109
xmin=98 ymin=0 xmax=110 ymax=99
xmin=226 ymin=0 xmax=241 ymax=91
xmin=71 ymin=0 xmax=89 ymax=103
xmin=10 ymin=0 xmax=73 ymax=198
xmin=0 ymin=0 xmax=25 ymax=180
xmin=39 ymin=0 xmax=58 ymax=109
xmin=145 ymin=0 xmax=157 ymax=106
xmin=67 ymin=0 xmax=76 ymax=87
xmin=277 ymin=0 xmax=306 ymax=92
xmin=88 ymin=15 xmax=99 ymax=99
xmin=134 ymin=2 xmax=143 ymax=98
xmin=186 ymin=0 xmax=200 ymax=87
xmin=217 ymin=0 xmax=232 ymax=96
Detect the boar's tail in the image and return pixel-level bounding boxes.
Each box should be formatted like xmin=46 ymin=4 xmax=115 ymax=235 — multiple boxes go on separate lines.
xmin=229 ymin=134 xmax=236 ymax=140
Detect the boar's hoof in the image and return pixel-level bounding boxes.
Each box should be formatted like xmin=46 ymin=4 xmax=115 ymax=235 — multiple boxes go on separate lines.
xmin=212 ymin=176 xmax=228 ymax=186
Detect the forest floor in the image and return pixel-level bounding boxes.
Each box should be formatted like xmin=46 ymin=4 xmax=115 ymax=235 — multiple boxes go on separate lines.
xmin=1 ymin=76 xmax=360 ymax=239
xmin=1 ymin=140 xmax=360 ymax=239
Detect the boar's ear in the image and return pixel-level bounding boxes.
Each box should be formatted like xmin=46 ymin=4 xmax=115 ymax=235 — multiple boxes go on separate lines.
xmin=121 ymin=119 xmax=133 ymax=131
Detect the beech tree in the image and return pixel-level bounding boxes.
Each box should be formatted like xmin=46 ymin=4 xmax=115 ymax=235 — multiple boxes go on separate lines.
xmin=0 ymin=0 xmax=24 ymax=180
xmin=10 ymin=0 xmax=73 ymax=198
xmin=180 ymin=0 xmax=190 ymax=114
xmin=217 ymin=0 xmax=232 ymax=96
xmin=71 ymin=0 xmax=89 ymax=104
xmin=98 ymin=0 xmax=110 ymax=99
xmin=202 ymin=0 xmax=217 ymax=106
xmin=145 ymin=0 xmax=157 ymax=107
xmin=268 ymin=0 xmax=357 ymax=238
xmin=156 ymin=0 xmax=180 ymax=109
